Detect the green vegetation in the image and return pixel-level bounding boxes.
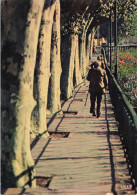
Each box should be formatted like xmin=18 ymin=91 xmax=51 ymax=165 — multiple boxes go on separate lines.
xmin=128 ymin=10 xmax=137 ymax=37
xmin=117 ymin=49 xmax=137 ymax=107
xmin=99 ymin=1 xmax=137 ymax=41
xmin=117 ymin=0 xmax=137 ymax=40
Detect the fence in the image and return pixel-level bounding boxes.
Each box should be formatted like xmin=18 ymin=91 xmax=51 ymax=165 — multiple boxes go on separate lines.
xmin=106 ymin=67 xmax=137 ymax=190
xmin=100 ymin=44 xmax=137 ymax=53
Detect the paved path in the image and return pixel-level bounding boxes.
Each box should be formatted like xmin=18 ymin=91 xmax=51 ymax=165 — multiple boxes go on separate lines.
xmin=3 ymin=81 xmax=135 ymax=195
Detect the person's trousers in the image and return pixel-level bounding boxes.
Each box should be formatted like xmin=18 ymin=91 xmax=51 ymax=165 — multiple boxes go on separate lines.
xmin=90 ymin=92 xmax=102 ymax=115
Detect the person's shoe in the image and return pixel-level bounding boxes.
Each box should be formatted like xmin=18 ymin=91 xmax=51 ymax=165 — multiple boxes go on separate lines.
xmin=92 ymin=111 xmax=96 ymax=116
xmin=97 ymin=112 xmax=101 ymax=118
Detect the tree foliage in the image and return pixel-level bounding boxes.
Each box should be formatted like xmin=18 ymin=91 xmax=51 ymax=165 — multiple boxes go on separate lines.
xmin=117 ymin=0 xmax=137 ymax=39
xmin=129 ymin=9 xmax=137 ymax=36
xmin=60 ymin=0 xmax=101 ymax=36
xmin=89 ymin=0 xmax=136 ymax=40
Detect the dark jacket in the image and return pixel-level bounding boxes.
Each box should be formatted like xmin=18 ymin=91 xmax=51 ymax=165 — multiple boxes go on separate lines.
xmin=87 ymin=65 xmax=108 ymax=94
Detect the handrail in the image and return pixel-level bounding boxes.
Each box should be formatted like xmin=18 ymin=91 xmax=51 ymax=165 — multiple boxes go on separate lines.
xmin=106 ymin=66 xmax=137 ymax=189
xmin=101 ymin=44 xmax=137 ymax=48
xmin=108 ymin=68 xmax=137 ymax=126
xmin=101 ymin=44 xmax=137 ymax=52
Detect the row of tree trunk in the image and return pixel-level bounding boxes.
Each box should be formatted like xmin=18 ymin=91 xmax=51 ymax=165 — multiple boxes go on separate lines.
xmin=1 ymin=0 xmax=97 ymax=188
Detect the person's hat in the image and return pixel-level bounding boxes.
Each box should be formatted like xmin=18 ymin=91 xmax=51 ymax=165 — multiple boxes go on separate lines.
xmin=90 ymin=61 xmax=99 ymax=68
xmin=97 ymin=56 xmax=101 ymax=61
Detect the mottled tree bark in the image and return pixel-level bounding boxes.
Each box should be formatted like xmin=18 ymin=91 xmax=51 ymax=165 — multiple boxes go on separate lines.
xmin=48 ymin=0 xmax=62 ymax=114
xmin=32 ymin=1 xmax=57 ymax=137
xmin=1 ymin=0 xmax=44 ymax=188
xmin=89 ymin=27 xmax=96 ymax=59
xmin=73 ymin=34 xmax=82 ymax=86
xmin=79 ymin=17 xmax=93 ymax=78
xmin=79 ymin=32 xmax=87 ymax=78
xmin=61 ymin=34 xmax=80 ymax=99
xmin=86 ymin=33 xmax=91 ymax=64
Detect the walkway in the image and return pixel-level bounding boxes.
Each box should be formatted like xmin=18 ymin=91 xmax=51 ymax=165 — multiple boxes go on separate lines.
xmin=3 ymin=81 xmax=135 ymax=194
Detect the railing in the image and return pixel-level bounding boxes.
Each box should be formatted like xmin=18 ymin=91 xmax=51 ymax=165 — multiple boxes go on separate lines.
xmin=92 ymin=45 xmax=137 ymax=189
xmin=101 ymin=44 xmax=137 ymax=53
xmin=117 ymin=45 xmax=137 ymax=51
xmin=106 ymin=67 xmax=137 ymax=190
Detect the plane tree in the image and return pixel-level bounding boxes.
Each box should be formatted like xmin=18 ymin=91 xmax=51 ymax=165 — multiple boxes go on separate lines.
xmin=60 ymin=0 xmax=100 ymax=99
xmin=1 ymin=0 xmax=45 ymax=188
xmin=2 ymin=0 xmax=135 ymax=189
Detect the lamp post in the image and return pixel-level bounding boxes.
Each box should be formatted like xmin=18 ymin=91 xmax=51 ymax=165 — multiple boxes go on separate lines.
xmin=97 ymin=27 xmax=100 ymax=47
xmin=109 ymin=1 xmax=113 ymax=72
xmin=114 ymin=0 xmax=118 ymax=80
xmin=109 ymin=0 xmax=118 ymax=79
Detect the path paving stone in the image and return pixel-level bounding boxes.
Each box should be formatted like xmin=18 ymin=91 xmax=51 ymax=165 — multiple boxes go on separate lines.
xmin=3 ymin=80 xmax=135 ymax=195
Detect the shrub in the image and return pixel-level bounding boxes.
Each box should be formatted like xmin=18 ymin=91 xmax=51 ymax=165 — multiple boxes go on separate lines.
xmin=117 ymin=49 xmax=137 ymax=107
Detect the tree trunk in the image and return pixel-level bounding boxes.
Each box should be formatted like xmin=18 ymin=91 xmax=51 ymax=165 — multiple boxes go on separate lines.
xmin=73 ymin=34 xmax=82 ymax=86
xmin=79 ymin=32 xmax=87 ymax=78
xmin=1 ymin=0 xmax=44 ymax=188
xmin=89 ymin=27 xmax=96 ymax=59
xmin=79 ymin=16 xmax=93 ymax=78
xmin=48 ymin=0 xmax=62 ymax=114
xmin=61 ymin=34 xmax=77 ymax=99
xmin=32 ymin=1 xmax=57 ymax=137
xmin=86 ymin=33 xmax=91 ymax=66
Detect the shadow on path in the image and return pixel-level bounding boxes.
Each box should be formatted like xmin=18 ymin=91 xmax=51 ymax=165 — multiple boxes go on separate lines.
xmin=105 ymin=93 xmax=117 ymax=195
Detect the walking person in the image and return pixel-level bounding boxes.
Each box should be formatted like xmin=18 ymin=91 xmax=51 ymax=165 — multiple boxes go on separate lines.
xmin=97 ymin=54 xmax=106 ymax=70
xmin=87 ymin=61 xmax=108 ymax=118
xmin=93 ymin=42 xmax=96 ymax=55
